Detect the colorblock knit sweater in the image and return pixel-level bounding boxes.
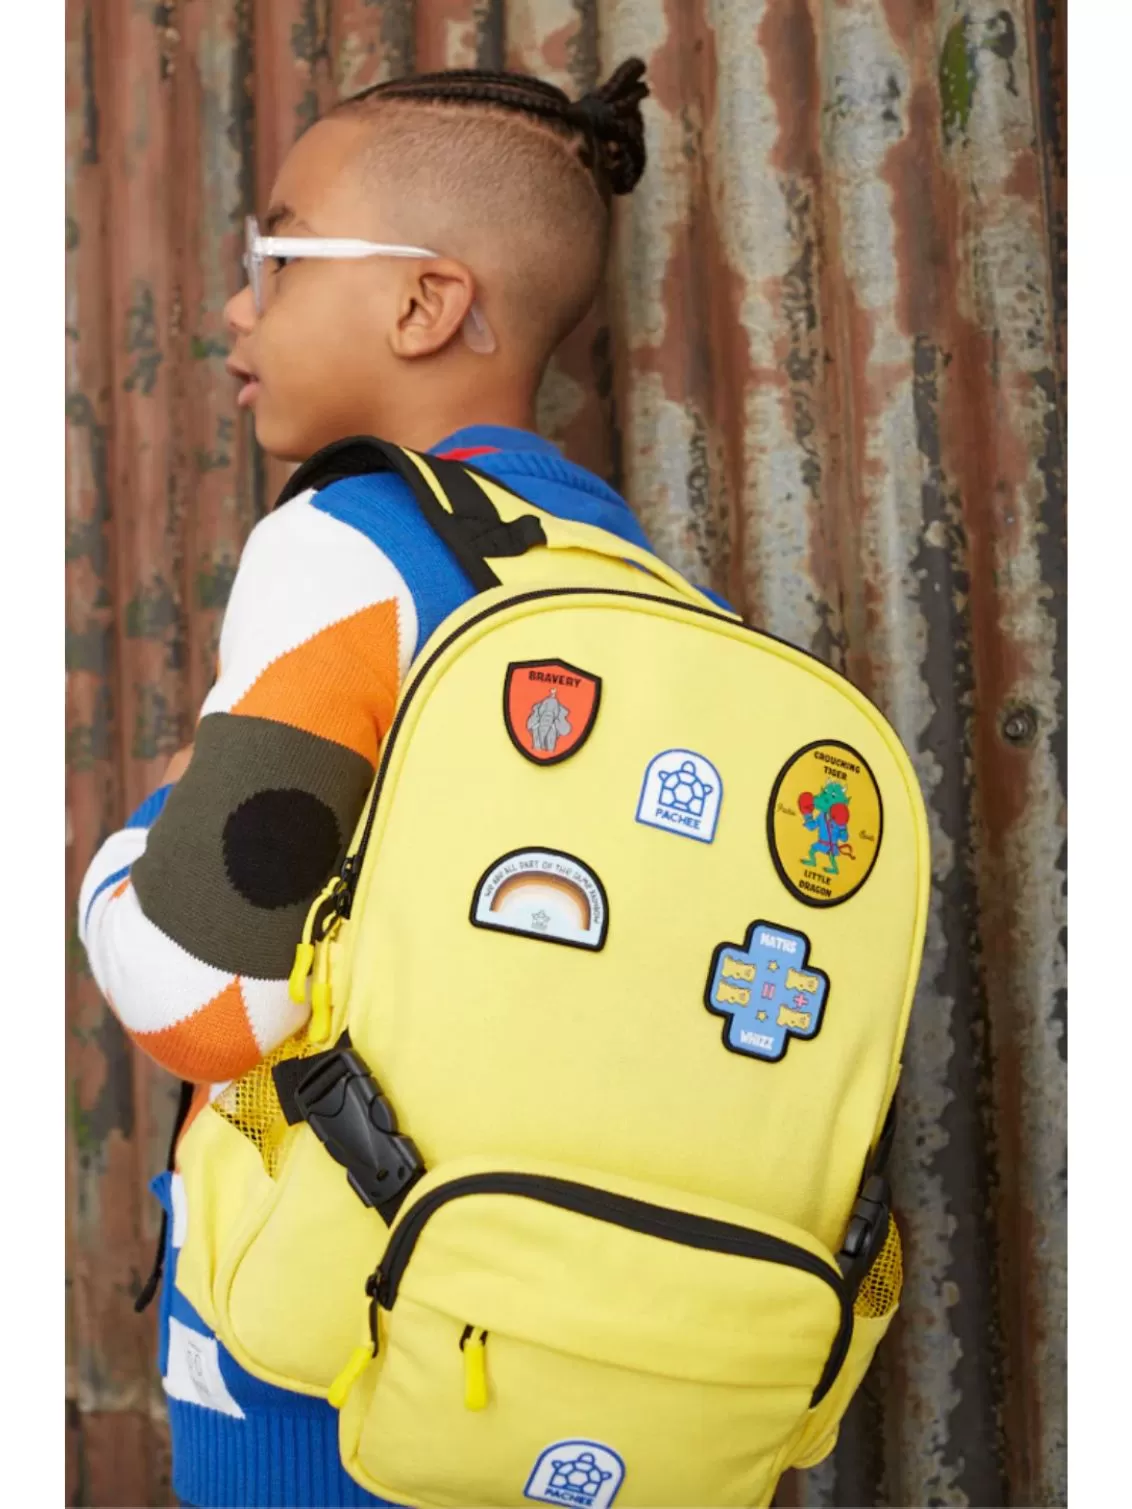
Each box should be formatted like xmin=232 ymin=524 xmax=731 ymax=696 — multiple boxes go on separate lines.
xmin=77 ymin=425 xmax=658 ymax=1509
xmin=79 ymin=427 xmax=655 ymax=1082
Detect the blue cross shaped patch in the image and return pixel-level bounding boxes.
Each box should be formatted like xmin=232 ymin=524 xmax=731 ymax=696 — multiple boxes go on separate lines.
xmin=704 ymin=921 xmax=829 ymax=1062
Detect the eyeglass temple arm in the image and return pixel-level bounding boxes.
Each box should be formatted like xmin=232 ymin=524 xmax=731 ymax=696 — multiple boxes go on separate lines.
xmin=254 ymin=235 xmax=441 ymax=260
xmin=247 ymin=234 xmax=496 ymax=352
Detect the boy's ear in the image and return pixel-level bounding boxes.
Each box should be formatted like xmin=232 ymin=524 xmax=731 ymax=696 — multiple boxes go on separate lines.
xmin=390 ymin=260 xmax=476 ymax=359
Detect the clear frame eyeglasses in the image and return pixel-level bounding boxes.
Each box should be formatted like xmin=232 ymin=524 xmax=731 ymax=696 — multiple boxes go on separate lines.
xmin=242 ymin=215 xmax=495 ymax=353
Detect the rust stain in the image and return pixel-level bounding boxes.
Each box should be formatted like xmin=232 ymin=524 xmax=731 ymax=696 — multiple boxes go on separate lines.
xmin=1004 ymin=148 xmax=1040 ymax=202
xmin=416 ymin=0 xmax=501 ymax=71
xmin=335 ymin=0 xmax=415 ymax=92
xmin=824 ymin=277 xmax=878 ymax=693
xmin=759 ymin=0 xmax=820 ymax=178
xmin=884 ymin=83 xmax=959 ymax=340
xmin=633 ymin=0 xmax=755 ymax=606
xmin=504 ymin=3 xmax=591 ymax=91
xmin=758 ymin=0 xmax=849 ymax=664
xmin=508 ymin=3 xmax=610 ymax=466
xmin=538 ymin=20 xmax=574 ymax=76
xmin=879 ymin=0 xmax=934 ymax=56
xmin=886 ymin=81 xmax=1034 ymax=831
xmin=537 ymin=302 xmax=617 ymax=481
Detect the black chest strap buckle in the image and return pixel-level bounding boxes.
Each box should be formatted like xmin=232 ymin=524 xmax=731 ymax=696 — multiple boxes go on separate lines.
xmin=836 ymin=1172 xmax=892 ymax=1291
xmin=273 ymin=1035 xmax=424 ymax=1223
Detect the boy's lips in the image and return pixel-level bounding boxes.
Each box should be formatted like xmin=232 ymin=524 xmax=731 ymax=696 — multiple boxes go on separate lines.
xmin=226 ymin=354 xmax=260 ymax=407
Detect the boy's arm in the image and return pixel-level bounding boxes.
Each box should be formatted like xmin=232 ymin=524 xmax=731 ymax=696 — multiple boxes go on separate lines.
xmin=78 ymin=492 xmax=418 ymax=1083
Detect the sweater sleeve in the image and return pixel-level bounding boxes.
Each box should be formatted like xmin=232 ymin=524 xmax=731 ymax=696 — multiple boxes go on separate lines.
xmin=78 ymin=489 xmax=418 ymax=1083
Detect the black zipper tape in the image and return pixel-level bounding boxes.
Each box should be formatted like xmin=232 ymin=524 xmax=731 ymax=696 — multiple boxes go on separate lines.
xmin=373 ymin=1171 xmax=853 ymax=1408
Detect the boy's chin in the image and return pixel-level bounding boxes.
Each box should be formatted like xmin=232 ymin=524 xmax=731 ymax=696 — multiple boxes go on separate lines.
xmin=252 ymin=409 xmax=316 ymax=465
xmin=253 ymin=406 xmax=368 ymax=465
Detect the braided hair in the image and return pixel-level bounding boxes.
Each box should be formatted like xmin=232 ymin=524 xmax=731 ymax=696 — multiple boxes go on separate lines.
xmin=337 ymin=58 xmax=650 ymax=198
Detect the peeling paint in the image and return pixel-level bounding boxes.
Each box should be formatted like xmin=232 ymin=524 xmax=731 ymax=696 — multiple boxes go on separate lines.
xmin=195 ymin=415 xmax=235 ymax=472
xmin=81 ymin=3 xmax=100 ymax=163
xmin=124 ymin=574 xmax=179 ymax=639
xmin=939 ymin=18 xmax=976 ymax=143
xmin=189 ymin=334 xmax=228 ymax=360
xmin=196 ymin=555 xmax=239 ymax=611
xmin=130 ymin=684 xmax=186 ymax=761
xmin=122 ymin=281 xmax=164 ymax=396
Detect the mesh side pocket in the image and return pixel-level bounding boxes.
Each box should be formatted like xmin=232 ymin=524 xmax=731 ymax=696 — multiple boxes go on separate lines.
xmin=853 ymin=1213 xmax=902 ymax=1319
xmin=213 ymin=1033 xmax=317 ymax=1177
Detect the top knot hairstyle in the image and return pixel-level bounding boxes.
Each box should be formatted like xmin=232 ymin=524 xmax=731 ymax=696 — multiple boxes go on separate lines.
xmin=339 ymin=58 xmax=650 ymax=198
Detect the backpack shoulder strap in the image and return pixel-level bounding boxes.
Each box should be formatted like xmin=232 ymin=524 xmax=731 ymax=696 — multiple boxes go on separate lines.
xmin=403 ymin=447 xmax=731 ymax=616
xmin=455 ymin=449 xmax=730 ymax=615
xmin=276 ymin=435 xmax=541 ymax=593
xmin=276 ymin=435 xmax=732 ymax=617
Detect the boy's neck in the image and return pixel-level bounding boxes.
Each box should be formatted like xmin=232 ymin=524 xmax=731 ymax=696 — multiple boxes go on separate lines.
xmin=366 ymin=388 xmax=539 ymax=454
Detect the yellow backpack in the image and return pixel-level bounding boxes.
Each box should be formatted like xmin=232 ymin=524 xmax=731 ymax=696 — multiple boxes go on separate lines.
xmin=173 ymin=442 xmax=930 ymax=1508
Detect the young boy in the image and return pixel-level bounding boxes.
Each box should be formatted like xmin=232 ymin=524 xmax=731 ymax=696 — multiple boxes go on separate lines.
xmin=79 ymin=60 xmax=654 ymax=1509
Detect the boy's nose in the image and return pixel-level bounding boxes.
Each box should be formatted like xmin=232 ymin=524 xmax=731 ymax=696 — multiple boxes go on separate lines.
xmin=224 ymin=284 xmax=256 ymax=334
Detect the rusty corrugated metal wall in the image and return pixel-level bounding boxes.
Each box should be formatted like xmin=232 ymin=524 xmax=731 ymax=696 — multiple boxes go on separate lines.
xmin=65 ymin=1 xmax=1067 ymax=1504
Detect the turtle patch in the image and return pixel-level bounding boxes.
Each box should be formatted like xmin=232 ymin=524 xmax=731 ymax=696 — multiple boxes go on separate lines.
xmin=524 ymin=1438 xmax=625 ymax=1508
xmin=635 ymin=749 xmax=722 ymax=844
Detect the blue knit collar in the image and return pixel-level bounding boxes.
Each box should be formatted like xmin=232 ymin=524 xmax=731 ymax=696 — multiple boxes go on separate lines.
xmin=429 ymin=424 xmax=562 ymax=458
xmin=431 ymin=426 xmax=633 ymax=516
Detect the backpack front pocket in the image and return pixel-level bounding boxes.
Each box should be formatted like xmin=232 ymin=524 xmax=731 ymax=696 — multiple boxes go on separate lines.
xmin=336 ymin=1156 xmax=853 ymax=1508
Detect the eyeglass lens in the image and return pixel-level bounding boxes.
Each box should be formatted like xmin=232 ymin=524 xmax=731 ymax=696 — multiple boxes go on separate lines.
xmin=243 ymin=217 xmax=262 ymax=313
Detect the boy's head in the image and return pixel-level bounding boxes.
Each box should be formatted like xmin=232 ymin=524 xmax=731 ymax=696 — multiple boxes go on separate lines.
xmin=224 ymin=61 xmax=649 ymax=462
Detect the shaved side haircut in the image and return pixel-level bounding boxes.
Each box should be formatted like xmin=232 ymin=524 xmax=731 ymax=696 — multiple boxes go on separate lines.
xmin=331 ymin=61 xmax=649 ymax=361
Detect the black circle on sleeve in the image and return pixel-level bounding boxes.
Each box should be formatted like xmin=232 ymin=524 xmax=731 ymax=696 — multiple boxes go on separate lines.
xmin=223 ymin=788 xmax=342 ymax=909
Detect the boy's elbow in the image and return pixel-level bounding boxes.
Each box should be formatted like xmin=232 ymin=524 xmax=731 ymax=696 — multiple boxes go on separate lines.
xmin=105 ymin=963 xmax=308 ymax=1085
xmin=104 ymin=973 xmax=303 ymax=1085
xmin=125 ymin=1010 xmax=266 ymax=1086
xmin=84 ymin=880 xmax=309 ymax=1084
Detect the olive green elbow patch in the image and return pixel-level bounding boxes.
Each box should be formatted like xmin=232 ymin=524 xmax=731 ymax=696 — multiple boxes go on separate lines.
xmin=132 ymin=713 xmax=374 ymax=979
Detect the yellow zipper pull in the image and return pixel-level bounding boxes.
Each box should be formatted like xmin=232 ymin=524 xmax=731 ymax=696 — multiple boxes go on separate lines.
xmin=288 ymin=943 xmax=316 ymax=1006
xmin=461 ymin=1326 xmax=489 ymax=1411
xmin=309 ymin=923 xmax=340 ymax=1044
xmin=289 ymin=881 xmax=334 ymax=1004
xmin=328 ymin=1344 xmax=373 ymax=1409
xmin=328 ymin=1263 xmax=383 ymax=1409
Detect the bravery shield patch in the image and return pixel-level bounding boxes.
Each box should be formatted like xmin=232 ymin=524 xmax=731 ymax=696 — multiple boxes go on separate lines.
xmin=767 ymin=740 xmax=883 ymax=907
xmin=504 ymin=660 xmax=601 ymax=765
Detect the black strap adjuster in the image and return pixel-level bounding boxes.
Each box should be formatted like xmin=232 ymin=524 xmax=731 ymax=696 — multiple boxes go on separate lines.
xmin=837 ymin=1173 xmax=891 ymax=1289
xmin=273 ymin=1042 xmax=424 ymax=1222
xmin=273 ymin=437 xmax=547 ymax=595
